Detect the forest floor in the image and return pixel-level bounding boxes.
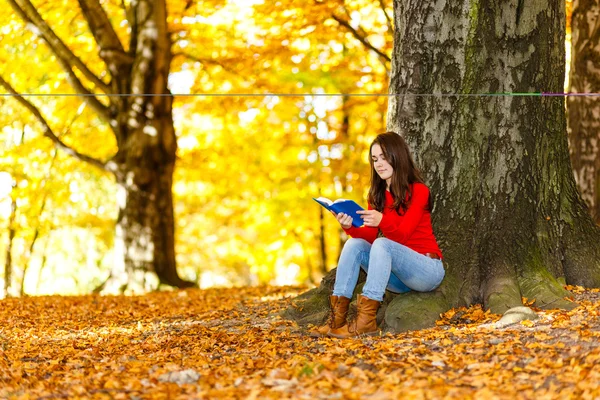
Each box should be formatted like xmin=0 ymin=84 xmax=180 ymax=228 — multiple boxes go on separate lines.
xmin=0 ymin=285 xmax=599 ymax=399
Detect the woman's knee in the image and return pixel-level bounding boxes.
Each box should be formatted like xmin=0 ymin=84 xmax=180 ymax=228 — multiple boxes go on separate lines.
xmin=371 ymin=237 xmax=392 ymax=252
xmin=342 ymin=238 xmax=370 ymax=254
xmin=345 ymin=238 xmax=370 ymax=248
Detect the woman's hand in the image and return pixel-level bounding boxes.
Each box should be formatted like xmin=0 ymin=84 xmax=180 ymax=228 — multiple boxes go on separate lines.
xmin=357 ymin=210 xmax=383 ymax=227
xmin=334 ymin=212 xmax=353 ymax=229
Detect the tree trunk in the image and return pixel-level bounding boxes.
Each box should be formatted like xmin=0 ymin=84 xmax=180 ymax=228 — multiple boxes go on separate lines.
xmin=6 ymin=0 xmax=196 ymax=292
xmin=98 ymin=0 xmax=194 ymax=292
xmin=286 ymin=0 xmax=600 ymax=332
xmin=104 ymin=150 xmax=191 ymax=292
xmin=4 ymin=185 xmax=17 ymax=298
xmin=318 ymin=206 xmax=328 ymax=275
xmin=35 ymin=234 xmax=50 ymax=294
xmin=567 ymin=0 xmax=600 ymax=224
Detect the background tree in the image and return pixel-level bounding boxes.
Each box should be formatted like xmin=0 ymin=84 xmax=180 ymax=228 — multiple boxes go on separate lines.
xmin=288 ymin=0 xmax=600 ymax=331
xmin=567 ymin=0 xmax=600 ymax=224
xmin=1 ymin=0 xmax=217 ymax=292
xmin=1 ymin=1 xmax=393 ymax=293
xmin=142 ymin=0 xmax=394 ymax=287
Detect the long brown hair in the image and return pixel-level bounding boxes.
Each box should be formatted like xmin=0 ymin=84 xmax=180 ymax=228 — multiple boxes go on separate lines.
xmin=367 ymin=132 xmax=431 ymax=213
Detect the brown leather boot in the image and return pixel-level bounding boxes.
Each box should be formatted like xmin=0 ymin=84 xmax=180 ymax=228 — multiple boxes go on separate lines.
xmin=309 ymin=295 xmax=351 ymax=337
xmin=329 ymin=294 xmax=380 ymax=338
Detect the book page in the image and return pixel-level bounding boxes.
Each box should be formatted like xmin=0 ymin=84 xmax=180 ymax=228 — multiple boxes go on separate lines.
xmin=315 ymin=197 xmax=333 ymax=206
xmin=332 ymin=199 xmax=349 ymax=204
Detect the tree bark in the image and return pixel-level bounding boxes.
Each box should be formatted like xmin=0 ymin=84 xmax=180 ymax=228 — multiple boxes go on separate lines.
xmin=287 ymin=0 xmax=600 ymax=332
xmin=6 ymin=0 xmax=195 ymax=292
xmin=567 ymin=0 xmax=600 ymax=224
xmin=3 ymin=182 xmax=17 ymax=298
xmin=96 ymin=0 xmax=195 ymax=292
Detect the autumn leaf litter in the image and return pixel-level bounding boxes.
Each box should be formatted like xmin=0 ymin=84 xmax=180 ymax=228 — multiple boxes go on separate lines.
xmin=0 ymin=285 xmax=599 ymax=399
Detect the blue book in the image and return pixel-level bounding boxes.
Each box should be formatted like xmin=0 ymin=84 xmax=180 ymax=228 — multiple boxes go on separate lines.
xmin=313 ymin=197 xmax=365 ymax=227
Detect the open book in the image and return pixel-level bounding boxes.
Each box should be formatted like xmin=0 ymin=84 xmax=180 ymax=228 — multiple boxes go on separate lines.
xmin=313 ymin=197 xmax=365 ymax=227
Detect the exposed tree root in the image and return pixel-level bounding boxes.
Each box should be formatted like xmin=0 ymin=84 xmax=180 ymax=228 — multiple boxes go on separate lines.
xmin=484 ymin=275 xmax=523 ymax=315
xmin=383 ymin=291 xmax=451 ymax=332
xmin=519 ymin=269 xmax=576 ymax=310
xmin=282 ymin=269 xmax=338 ymax=327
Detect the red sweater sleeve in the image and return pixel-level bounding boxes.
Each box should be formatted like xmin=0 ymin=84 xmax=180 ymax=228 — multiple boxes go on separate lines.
xmin=378 ymin=184 xmax=429 ymax=244
xmin=343 ymin=204 xmax=378 ymax=243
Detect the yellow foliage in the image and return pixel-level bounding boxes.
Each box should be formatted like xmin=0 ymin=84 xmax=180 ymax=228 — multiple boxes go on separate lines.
xmin=0 ymin=0 xmax=393 ymax=293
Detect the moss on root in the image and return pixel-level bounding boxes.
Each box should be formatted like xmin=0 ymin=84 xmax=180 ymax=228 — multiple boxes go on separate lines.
xmin=518 ymin=269 xmax=577 ymax=310
xmin=486 ymin=277 xmax=523 ymax=315
xmin=283 ymin=269 xmax=368 ymax=327
xmin=517 ymin=244 xmax=577 ymax=310
xmin=383 ymin=291 xmax=450 ymax=333
xmin=285 ymin=267 xmax=457 ymax=333
xmin=281 ymin=286 xmax=330 ymax=327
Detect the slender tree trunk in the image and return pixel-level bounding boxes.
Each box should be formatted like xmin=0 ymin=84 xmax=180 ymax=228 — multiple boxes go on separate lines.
xmin=20 ymin=228 xmax=38 ymax=297
xmin=4 ymin=183 xmax=17 ymax=298
xmin=315 ymin=112 xmax=328 ymax=275
xmin=318 ymin=206 xmax=328 ymax=275
xmin=567 ymin=0 xmax=600 ymax=224
xmin=287 ymin=0 xmax=600 ymax=332
xmin=338 ymin=94 xmax=351 ymax=262
xmin=35 ymin=234 xmax=51 ymax=293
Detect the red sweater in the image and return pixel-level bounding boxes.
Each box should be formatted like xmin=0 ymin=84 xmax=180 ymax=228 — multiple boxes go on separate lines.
xmin=344 ymin=183 xmax=443 ymax=258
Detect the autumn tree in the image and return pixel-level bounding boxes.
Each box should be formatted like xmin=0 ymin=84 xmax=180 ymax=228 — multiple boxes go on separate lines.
xmin=0 ymin=0 xmax=394 ymax=293
xmin=289 ymin=0 xmax=600 ymax=331
xmin=1 ymin=0 xmax=199 ymax=291
xmin=170 ymin=0 xmax=393 ymax=286
xmin=246 ymin=0 xmax=391 ymax=279
xmin=567 ymin=0 xmax=600 ymax=224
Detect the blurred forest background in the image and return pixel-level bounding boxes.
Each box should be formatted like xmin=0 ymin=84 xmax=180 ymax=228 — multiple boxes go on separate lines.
xmin=0 ymin=0 xmax=590 ymax=297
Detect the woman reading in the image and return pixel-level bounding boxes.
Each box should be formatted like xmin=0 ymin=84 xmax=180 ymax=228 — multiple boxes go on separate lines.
xmin=311 ymin=132 xmax=445 ymax=338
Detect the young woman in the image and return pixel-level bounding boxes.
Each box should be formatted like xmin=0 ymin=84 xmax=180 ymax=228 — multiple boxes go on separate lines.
xmin=311 ymin=132 xmax=444 ymax=338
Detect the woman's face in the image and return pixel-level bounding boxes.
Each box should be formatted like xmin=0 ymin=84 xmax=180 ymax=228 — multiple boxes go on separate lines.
xmin=371 ymin=144 xmax=393 ymax=184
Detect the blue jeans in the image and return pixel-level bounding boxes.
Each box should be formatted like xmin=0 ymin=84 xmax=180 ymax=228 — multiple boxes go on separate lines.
xmin=332 ymin=238 xmax=445 ymax=302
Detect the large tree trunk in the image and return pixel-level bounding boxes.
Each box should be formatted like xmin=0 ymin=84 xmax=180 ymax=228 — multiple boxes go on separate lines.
xmin=104 ymin=141 xmax=188 ymax=292
xmin=6 ymin=0 xmax=196 ymax=292
xmin=567 ymin=0 xmax=600 ymax=224
xmin=287 ymin=0 xmax=600 ymax=332
xmin=98 ymin=0 xmax=194 ymax=292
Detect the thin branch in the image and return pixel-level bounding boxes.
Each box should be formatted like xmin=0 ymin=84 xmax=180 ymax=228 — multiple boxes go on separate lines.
xmin=54 ymin=56 xmax=111 ymax=122
xmin=378 ymin=0 xmax=394 ymax=34
xmin=8 ymin=0 xmax=112 ymax=120
xmin=172 ymin=52 xmax=241 ymax=76
xmin=8 ymin=0 xmax=110 ymax=120
xmin=8 ymin=0 xmax=111 ymax=94
xmin=76 ymin=0 xmax=132 ymax=72
xmin=330 ymin=13 xmax=391 ymax=64
xmin=120 ymin=0 xmax=128 ymax=18
xmin=0 ymin=75 xmax=109 ymax=173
